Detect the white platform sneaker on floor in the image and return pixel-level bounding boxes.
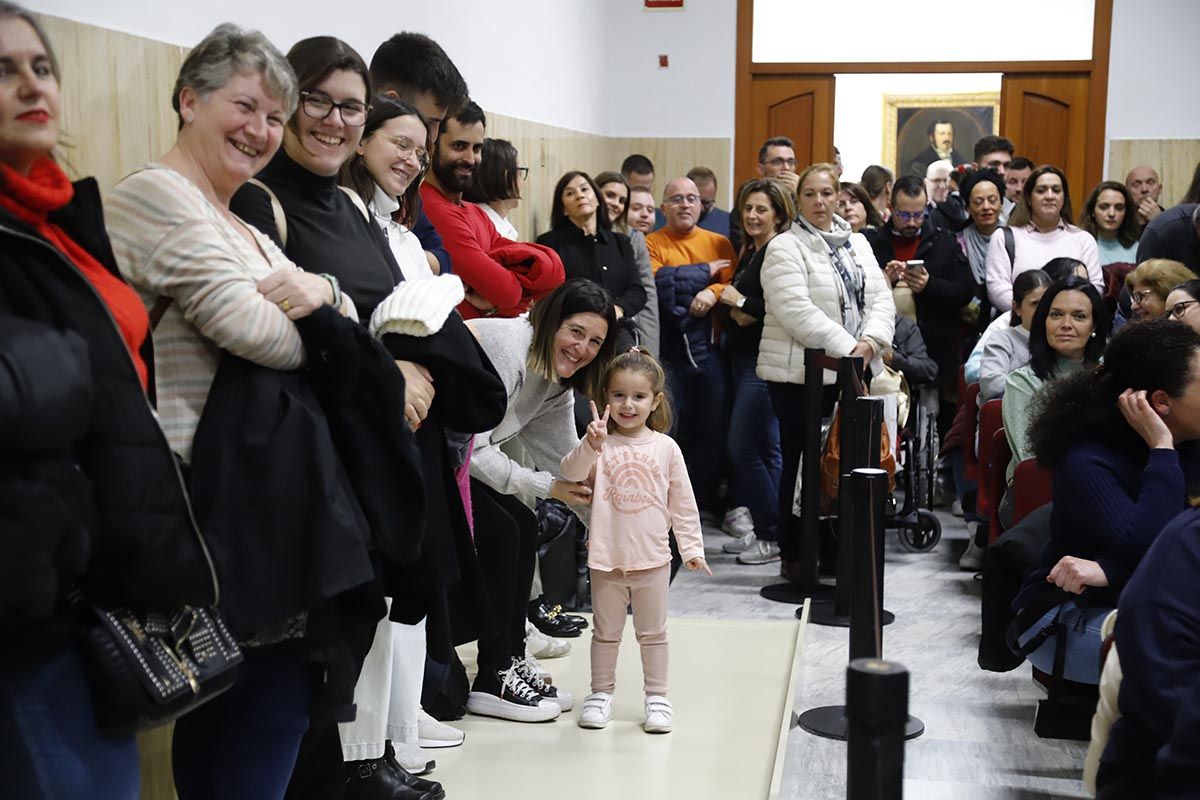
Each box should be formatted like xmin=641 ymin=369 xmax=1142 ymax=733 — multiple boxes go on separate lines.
xmin=643 ymin=695 xmax=673 ymax=733
xmin=417 ymin=710 xmax=464 ymax=749
xmin=959 ymin=521 xmax=985 ymax=571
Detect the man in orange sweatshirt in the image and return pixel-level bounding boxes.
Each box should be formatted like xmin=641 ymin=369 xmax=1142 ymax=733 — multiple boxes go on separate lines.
xmin=646 ymin=177 xmax=735 ymax=513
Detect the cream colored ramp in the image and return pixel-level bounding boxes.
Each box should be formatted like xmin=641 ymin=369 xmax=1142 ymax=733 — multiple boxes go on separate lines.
xmin=436 ymin=612 xmax=805 ymax=800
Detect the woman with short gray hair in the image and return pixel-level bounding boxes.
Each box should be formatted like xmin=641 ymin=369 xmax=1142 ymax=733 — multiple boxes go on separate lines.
xmin=105 ymin=23 xmax=357 ymax=799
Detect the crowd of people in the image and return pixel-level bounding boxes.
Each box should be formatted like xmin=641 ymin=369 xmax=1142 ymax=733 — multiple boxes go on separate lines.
xmin=4 ymin=3 xmax=1200 ymax=797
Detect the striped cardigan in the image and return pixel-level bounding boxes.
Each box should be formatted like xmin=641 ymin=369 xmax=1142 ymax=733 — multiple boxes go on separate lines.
xmin=105 ymin=164 xmax=355 ymax=461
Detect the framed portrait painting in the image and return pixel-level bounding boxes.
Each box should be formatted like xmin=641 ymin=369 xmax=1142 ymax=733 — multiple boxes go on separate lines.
xmin=882 ymin=93 xmax=1000 ymax=178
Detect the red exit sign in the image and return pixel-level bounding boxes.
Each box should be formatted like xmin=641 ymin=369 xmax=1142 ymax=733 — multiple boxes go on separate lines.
xmin=645 ymin=0 xmax=684 ymax=8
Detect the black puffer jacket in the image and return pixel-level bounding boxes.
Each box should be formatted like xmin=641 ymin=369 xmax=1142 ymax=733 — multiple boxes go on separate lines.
xmin=0 ymin=178 xmax=217 ymax=664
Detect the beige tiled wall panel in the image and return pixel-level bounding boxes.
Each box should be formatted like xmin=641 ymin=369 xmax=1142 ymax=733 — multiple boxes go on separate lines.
xmin=1108 ymin=139 xmax=1200 ymax=207
xmin=35 ymin=14 xmax=732 ymax=243
xmin=488 ymin=112 xmax=731 ymax=240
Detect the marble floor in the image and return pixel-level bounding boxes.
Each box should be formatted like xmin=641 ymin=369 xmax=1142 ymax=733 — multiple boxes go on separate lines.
xmin=667 ymin=511 xmax=1091 ymax=800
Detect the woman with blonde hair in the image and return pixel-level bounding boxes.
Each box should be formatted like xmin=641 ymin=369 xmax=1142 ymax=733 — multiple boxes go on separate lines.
xmin=755 ymin=162 xmax=895 ymax=570
xmin=1125 ymin=258 xmax=1196 ymax=321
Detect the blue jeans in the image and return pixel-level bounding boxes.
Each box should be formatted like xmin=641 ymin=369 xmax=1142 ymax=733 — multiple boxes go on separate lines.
xmin=727 ymin=352 xmax=782 ymax=541
xmin=1019 ymin=601 xmax=1111 ymax=685
xmin=172 ymin=652 xmax=312 ymax=800
xmin=665 ymin=352 xmax=726 ymax=513
xmin=0 ymin=644 xmax=140 ymax=799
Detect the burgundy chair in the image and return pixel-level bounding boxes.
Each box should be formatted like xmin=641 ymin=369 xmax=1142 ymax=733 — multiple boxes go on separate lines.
xmin=1013 ymin=458 xmax=1054 ymax=523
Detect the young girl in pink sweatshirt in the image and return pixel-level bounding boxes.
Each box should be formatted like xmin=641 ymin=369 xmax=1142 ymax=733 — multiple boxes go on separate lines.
xmin=559 ymin=348 xmax=711 ymax=733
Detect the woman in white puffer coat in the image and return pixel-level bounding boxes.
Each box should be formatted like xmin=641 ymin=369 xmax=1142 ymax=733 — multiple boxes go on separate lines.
xmin=753 ymin=162 xmax=895 ymax=571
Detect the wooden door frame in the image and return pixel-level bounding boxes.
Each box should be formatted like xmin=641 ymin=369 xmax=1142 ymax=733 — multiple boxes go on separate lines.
xmin=734 ymin=0 xmax=1113 ymax=189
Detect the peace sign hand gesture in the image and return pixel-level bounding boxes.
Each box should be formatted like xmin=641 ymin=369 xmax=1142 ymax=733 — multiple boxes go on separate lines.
xmin=587 ymin=401 xmax=610 ymax=453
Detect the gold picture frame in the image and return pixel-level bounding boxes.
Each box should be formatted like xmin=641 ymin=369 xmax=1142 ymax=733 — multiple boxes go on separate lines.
xmin=882 ymin=92 xmax=1001 ymax=177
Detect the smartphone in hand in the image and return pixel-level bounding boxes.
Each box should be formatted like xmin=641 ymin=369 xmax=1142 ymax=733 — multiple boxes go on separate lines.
xmin=904 ymin=259 xmax=926 ymax=275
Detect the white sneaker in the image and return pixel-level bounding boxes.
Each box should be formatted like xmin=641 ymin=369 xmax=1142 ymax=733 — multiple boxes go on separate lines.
xmin=417 ymin=710 xmax=464 ymax=749
xmin=644 ymin=695 xmax=673 ymax=733
xmin=721 ymin=506 xmax=754 ymax=537
xmin=951 ymin=499 xmax=964 ymax=517
xmin=737 ymin=540 xmax=781 ymax=565
xmin=526 ymin=622 xmax=571 ymax=659
xmin=722 ymin=530 xmax=756 ymax=554
xmin=392 ymin=741 xmax=434 ymax=775
xmin=578 ymin=692 xmax=613 ymax=729
xmin=955 ymin=522 xmax=984 ymax=573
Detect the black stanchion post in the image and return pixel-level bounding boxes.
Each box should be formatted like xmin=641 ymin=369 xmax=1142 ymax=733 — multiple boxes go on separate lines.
xmin=849 ymin=468 xmax=887 ymax=661
xmin=797 ymin=469 xmax=925 ymax=741
xmin=762 ymin=348 xmax=836 ymax=605
xmin=846 ymin=659 xmax=910 ymax=800
xmin=810 ymin=387 xmax=885 ymax=628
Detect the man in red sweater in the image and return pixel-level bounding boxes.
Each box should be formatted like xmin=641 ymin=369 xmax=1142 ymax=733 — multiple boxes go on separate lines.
xmin=421 ymin=101 xmax=563 ymax=318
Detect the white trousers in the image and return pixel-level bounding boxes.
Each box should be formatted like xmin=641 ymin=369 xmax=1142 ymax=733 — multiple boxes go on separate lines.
xmin=339 ymin=605 xmax=427 ymax=761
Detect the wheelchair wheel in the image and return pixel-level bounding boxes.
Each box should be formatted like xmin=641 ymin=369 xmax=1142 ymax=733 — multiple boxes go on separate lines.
xmin=899 ymin=509 xmax=942 ymax=553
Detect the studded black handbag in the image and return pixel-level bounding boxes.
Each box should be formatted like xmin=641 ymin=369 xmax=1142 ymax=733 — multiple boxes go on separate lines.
xmin=81 ymin=604 xmax=243 ymax=735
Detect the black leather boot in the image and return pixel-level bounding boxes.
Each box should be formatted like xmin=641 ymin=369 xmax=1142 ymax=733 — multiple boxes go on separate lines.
xmin=344 ymin=753 xmax=435 ymax=800
xmin=383 ymin=742 xmax=446 ymax=800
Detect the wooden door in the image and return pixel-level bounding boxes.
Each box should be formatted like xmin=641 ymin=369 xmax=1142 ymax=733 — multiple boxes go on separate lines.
xmin=738 ymin=76 xmax=835 ymax=187
xmin=1000 ymin=74 xmax=1092 ymax=200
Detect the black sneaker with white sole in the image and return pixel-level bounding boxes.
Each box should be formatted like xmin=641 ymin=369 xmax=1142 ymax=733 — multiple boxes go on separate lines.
xmin=512 ymin=656 xmax=575 ymax=711
xmin=467 ymin=663 xmax=561 ymax=722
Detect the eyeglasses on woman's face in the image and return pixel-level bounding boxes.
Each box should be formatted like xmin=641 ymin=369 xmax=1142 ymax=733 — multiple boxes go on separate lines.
xmin=375 ymin=134 xmax=428 ymax=168
xmin=300 ymin=90 xmax=370 ymax=127
xmin=1169 ymin=299 xmax=1199 ymax=320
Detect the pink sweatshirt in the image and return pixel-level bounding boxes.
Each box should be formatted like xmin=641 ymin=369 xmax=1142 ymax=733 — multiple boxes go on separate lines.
xmin=984 ymin=221 xmax=1102 ymax=312
xmin=560 ymin=429 xmax=705 ymax=572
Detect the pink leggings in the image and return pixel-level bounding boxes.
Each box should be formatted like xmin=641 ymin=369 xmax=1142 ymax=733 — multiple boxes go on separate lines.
xmin=589 ymin=563 xmax=671 ymax=697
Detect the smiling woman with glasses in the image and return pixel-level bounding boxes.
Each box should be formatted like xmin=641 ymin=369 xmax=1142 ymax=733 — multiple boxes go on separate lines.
xmin=1123 ymin=258 xmax=1196 ymax=322
xmin=235 ymin=37 xmax=505 ymax=799
xmin=341 ymin=95 xmax=437 ymax=281
xmin=462 ymin=137 xmax=524 ymax=240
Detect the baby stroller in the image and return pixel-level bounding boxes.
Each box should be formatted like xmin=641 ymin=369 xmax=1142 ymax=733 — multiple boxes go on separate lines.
xmin=888 ymin=383 xmax=942 ymax=552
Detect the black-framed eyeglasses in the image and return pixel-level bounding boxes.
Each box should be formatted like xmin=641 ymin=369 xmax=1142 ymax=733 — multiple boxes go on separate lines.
xmin=1131 ymin=289 xmax=1158 ymax=306
xmin=299 ymin=90 xmax=370 ymax=127
xmin=1169 ymin=299 xmax=1198 ymax=319
xmin=761 ymin=157 xmax=798 ymax=169
xmin=516 ymin=166 xmax=530 ymax=180
xmin=894 ymin=210 xmax=927 ymax=223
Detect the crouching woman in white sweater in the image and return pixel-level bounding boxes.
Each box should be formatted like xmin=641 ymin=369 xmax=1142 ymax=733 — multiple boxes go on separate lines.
xmin=754 ymin=162 xmax=895 ymax=572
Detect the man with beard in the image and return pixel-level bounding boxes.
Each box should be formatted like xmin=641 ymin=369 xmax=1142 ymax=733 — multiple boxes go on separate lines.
xmin=908 ymin=119 xmax=967 ymax=177
xmin=421 ymin=101 xmax=564 ymax=318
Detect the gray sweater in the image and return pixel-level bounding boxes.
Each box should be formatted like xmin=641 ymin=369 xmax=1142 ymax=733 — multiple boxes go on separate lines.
xmin=979 ymin=321 xmax=1030 ymax=403
xmin=628 ymin=229 xmax=661 ymax=356
xmin=468 ymin=317 xmax=580 ymax=499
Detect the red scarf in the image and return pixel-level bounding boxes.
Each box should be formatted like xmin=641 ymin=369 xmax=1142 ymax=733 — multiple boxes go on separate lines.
xmin=0 ymin=157 xmax=149 ymax=389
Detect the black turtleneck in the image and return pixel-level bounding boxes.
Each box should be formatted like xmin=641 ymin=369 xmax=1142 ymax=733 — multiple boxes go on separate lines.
xmin=230 ymin=149 xmax=401 ymax=320
xmin=536 ymin=223 xmax=645 ymax=316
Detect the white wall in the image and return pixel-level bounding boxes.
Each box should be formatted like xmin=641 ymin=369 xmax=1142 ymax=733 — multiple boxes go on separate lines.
xmin=1105 ymin=0 xmax=1200 ymax=141
xmin=754 ymin=0 xmax=1093 ymax=63
xmin=834 ymin=73 xmax=1002 ymax=183
xmin=601 ymin=0 xmax=736 ymax=139
xmin=27 ymin=0 xmax=612 ymax=133
xmin=26 ymin=0 xmax=737 ymax=139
